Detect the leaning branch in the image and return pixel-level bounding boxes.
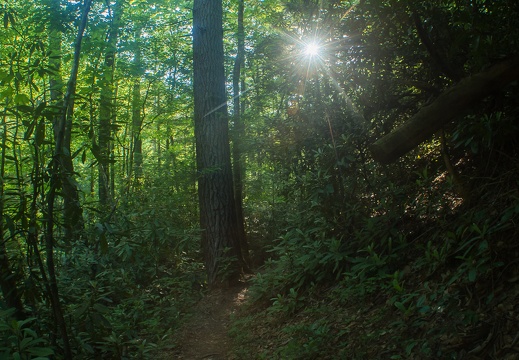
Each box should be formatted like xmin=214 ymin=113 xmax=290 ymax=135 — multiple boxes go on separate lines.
xmin=370 ymin=56 xmax=519 ymax=164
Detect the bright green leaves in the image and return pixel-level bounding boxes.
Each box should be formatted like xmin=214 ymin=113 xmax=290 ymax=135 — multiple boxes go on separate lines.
xmin=0 ymin=70 xmax=10 ymax=84
xmin=0 ymin=69 xmax=14 ymax=103
xmin=0 ymin=86 xmax=13 ymax=102
xmin=0 ymin=85 xmax=33 ymax=105
xmin=2 ymin=8 xmax=15 ymax=29
xmin=13 ymin=93 xmax=30 ymax=105
xmin=22 ymin=102 xmax=48 ymax=147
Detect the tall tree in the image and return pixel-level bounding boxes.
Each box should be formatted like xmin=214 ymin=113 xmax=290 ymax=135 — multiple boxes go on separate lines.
xmin=0 ymin=1 xmax=27 ymax=322
xmin=52 ymin=0 xmax=85 ymax=242
xmin=231 ymin=0 xmax=250 ymax=268
xmin=46 ymin=0 xmax=93 ymax=356
xmin=0 ymin=101 xmax=25 ymax=320
xmin=131 ymin=37 xmax=143 ymax=183
xmin=98 ymin=0 xmax=123 ymax=208
xmin=45 ymin=0 xmax=83 ymax=240
xmin=193 ymin=0 xmax=246 ymax=286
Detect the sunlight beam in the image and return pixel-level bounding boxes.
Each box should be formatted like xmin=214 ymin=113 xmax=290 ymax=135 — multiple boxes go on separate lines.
xmin=304 ymin=42 xmax=320 ymax=57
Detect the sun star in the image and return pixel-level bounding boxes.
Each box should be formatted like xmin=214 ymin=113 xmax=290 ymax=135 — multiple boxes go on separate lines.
xmin=304 ymin=42 xmax=320 ymax=57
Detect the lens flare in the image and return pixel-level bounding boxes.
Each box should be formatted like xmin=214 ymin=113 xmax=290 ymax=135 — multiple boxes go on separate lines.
xmin=304 ymin=42 xmax=320 ymax=56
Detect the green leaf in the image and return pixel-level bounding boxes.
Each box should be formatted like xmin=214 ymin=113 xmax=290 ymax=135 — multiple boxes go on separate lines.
xmin=74 ymin=299 xmax=90 ymax=318
xmin=0 ymin=86 xmax=13 ymax=99
xmin=93 ymin=303 xmax=109 ymax=313
xmin=14 ymin=93 xmax=30 ymax=105
xmin=405 ymin=340 xmax=417 ymax=355
xmin=0 ymin=308 xmax=16 ymax=318
xmin=7 ymin=12 xmax=14 ymax=27
xmin=91 ymin=312 xmax=111 ymax=329
xmin=416 ymin=294 xmax=426 ymax=307
xmin=394 ymin=301 xmax=406 ymax=312
xmin=468 ymin=268 xmax=477 ymax=282
xmin=20 ymin=337 xmax=41 ymax=350
xmin=28 ymin=347 xmax=54 ymax=357
xmin=24 ymin=118 xmax=37 ymax=140
xmin=478 ymin=240 xmax=488 ymax=252
xmin=35 ymin=119 xmax=45 ymax=146
xmin=23 ymin=327 xmax=38 ymax=338
xmin=17 ymin=105 xmax=33 ymax=113
xmin=34 ymin=101 xmax=46 ymax=118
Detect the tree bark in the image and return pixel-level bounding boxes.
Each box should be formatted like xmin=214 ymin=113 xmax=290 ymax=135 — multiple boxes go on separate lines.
xmin=47 ymin=0 xmax=83 ymax=240
xmin=54 ymin=0 xmax=86 ymax=242
xmin=98 ymin=1 xmax=121 ymax=208
xmin=193 ymin=0 xmax=245 ymax=286
xmin=0 ymin=102 xmax=25 ymax=320
xmin=46 ymin=0 xmax=93 ymax=356
xmin=232 ymin=0 xmax=251 ymax=270
xmin=131 ymin=43 xmax=143 ymax=183
xmin=370 ymin=56 xmax=519 ymax=164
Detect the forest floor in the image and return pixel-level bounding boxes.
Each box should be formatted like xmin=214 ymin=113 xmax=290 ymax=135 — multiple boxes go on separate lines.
xmin=158 ymin=279 xmax=250 ymax=360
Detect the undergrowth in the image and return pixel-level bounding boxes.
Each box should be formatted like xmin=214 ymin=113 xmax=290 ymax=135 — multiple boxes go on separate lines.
xmin=231 ymin=136 xmax=519 ymax=359
xmin=0 ymin=181 xmax=205 ymax=359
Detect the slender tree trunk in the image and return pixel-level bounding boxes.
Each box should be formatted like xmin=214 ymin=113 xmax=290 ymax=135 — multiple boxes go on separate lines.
xmin=0 ymin=101 xmax=25 ymax=320
xmin=45 ymin=0 xmax=65 ymax=347
xmin=29 ymin=120 xmax=52 ymax=299
xmin=98 ymin=1 xmax=122 ymax=208
xmin=49 ymin=0 xmax=85 ymax=242
xmin=61 ymin=110 xmax=84 ymax=242
xmin=47 ymin=0 xmax=64 ymax=107
xmin=232 ymin=0 xmax=251 ymax=269
xmin=193 ymin=0 xmax=245 ymax=286
xmin=154 ymin=92 xmax=162 ymax=169
xmin=131 ymin=80 xmax=143 ymax=180
xmin=131 ymin=44 xmax=143 ymax=183
xmin=46 ymin=0 xmax=93 ymax=357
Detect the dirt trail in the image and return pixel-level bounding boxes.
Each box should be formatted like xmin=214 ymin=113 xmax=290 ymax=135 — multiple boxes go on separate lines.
xmin=165 ymin=281 xmax=249 ymax=360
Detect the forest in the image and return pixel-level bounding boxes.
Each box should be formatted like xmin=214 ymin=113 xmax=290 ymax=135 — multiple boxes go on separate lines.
xmin=1 ymin=0 xmax=519 ymax=358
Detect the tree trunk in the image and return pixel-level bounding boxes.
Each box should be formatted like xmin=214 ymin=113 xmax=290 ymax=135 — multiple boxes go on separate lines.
xmin=45 ymin=0 xmax=93 ymax=357
xmin=0 ymin=102 xmax=25 ymax=320
xmin=54 ymin=1 xmax=86 ymax=242
xmin=131 ymin=44 xmax=143 ymax=183
xmin=47 ymin=0 xmax=83 ymax=240
xmin=232 ymin=0 xmax=251 ymax=270
xmin=370 ymin=56 xmax=519 ymax=164
xmin=193 ymin=0 xmax=245 ymax=286
xmin=98 ymin=1 xmax=121 ymax=208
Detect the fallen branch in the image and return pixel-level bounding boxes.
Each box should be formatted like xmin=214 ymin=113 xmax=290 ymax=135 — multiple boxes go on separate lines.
xmin=370 ymin=56 xmax=519 ymax=164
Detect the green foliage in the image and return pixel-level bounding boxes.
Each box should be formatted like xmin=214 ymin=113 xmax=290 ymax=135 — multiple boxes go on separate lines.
xmin=53 ymin=184 xmax=203 ymax=358
xmin=0 ymin=309 xmax=54 ymax=360
xmin=2 ymin=0 xmax=519 ymax=358
xmin=277 ymin=319 xmax=332 ymax=359
xmin=268 ymin=287 xmax=305 ymax=316
xmin=231 ymin=0 xmax=519 ymax=357
xmin=236 ymin=192 xmax=519 ymax=357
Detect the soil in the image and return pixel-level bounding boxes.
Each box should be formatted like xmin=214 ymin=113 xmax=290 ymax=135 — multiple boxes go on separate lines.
xmin=160 ymin=280 xmax=249 ymax=360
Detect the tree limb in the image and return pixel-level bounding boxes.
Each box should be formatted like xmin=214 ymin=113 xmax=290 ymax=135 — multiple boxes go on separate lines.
xmin=370 ymin=56 xmax=519 ymax=164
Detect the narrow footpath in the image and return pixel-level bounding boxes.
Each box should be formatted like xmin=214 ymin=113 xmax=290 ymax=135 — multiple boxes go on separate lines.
xmin=161 ymin=281 xmax=249 ymax=360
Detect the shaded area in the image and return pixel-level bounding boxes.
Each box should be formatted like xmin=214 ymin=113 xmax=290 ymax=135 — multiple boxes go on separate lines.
xmin=160 ymin=281 xmax=249 ymax=360
xmin=370 ymin=55 xmax=519 ymax=164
